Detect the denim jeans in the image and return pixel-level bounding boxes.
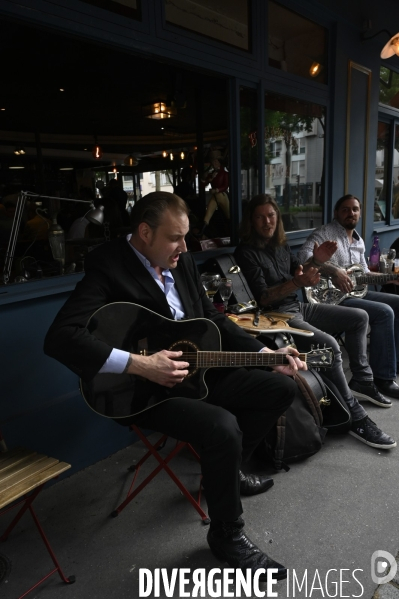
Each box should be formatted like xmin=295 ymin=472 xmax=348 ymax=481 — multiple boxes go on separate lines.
xmin=287 ymin=302 xmax=370 ymax=421
xmin=342 ymin=290 xmax=399 ymax=381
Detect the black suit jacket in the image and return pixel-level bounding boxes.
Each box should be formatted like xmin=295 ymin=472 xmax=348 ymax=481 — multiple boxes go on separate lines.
xmin=44 ymin=237 xmax=265 ymax=380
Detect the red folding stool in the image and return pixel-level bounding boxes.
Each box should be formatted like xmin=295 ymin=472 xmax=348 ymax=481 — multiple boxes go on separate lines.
xmin=111 ymin=425 xmax=210 ymax=524
xmin=0 ymin=447 xmax=75 ymax=599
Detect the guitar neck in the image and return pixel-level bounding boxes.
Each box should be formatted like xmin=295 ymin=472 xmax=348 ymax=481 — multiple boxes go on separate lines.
xmin=356 ymin=273 xmax=398 ymax=285
xmin=195 ymin=351 xmax=306 ymax=368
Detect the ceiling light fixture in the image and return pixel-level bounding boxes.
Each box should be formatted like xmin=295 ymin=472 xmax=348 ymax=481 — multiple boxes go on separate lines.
xmin=180 ymin=151 xmax=185 ymax=160
xmin=143 ymin=101 xmax=177 ymax=120
xmin=170 ymin=153 xmax=174 ymax=161
xmin=1 ymin=108 xmax=5 ymax=111
xmin=162 ymin=151 xmax=168 ymax=158
xmin=381 ymin=32 xmax=399 ymax=58
xmin=124 ymin=154 xmax=138 ymax=167
xmin=92 ymin=136 xmax=103 ymax=159
xmin=14 ymin=147 xmax=26 ymax=155
xmin=59 ymin=164 xmax=74 ymax=171
xmin=361 ymin=27 xmax=399 ymax=59
xmin=309 ymin=61 xmax=322 ymax=77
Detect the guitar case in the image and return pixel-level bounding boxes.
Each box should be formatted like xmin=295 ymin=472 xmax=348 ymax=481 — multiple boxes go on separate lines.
xmin=258 ymin=368 xmax=352 ymax=471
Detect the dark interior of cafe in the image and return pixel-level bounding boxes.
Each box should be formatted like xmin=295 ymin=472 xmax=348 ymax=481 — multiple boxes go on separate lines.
xmin=0 ymin=18 xmax=231 ymax=284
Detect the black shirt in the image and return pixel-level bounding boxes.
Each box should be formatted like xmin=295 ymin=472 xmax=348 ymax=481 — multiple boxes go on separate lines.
xmin=234 ymin=242 xmax=301 ymax=312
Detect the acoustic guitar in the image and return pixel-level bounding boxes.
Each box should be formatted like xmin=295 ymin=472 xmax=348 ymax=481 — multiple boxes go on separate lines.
xmin=80 ymin=302 xmax=334 ymax=418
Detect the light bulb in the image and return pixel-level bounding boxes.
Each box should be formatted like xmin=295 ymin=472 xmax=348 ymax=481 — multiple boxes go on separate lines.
xmin=309 ymin=62 xmax=321 ymax=77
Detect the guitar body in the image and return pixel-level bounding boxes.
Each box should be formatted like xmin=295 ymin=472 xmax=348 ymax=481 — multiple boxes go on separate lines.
xmin=305 ymin=264 xmax=369 ymax=305
xmin=80 ymin=302 xmax=221 ymax=419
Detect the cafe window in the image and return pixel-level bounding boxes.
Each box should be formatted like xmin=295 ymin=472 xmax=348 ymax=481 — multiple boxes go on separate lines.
xmin=268 ymin=1 xmax=328 ymax=84
xmin=379 ymin=66 xmax=399 ymax=109
xmin=375 ymin=68 xmax=399 ymax=224
xmin=80 ymin=0 xmax=141 ymax=20
xmin=374 ymin=120 xmax=399 ymax=222
xmin=240 ymin=88 xmax=259 ymax=203
xmin=264 ymin=92 xmax=326 ymax=232
xmin=165 ymin=0 xmax=250 ymax=51
xmin=0 ymin=20 xmax=231 ymax=285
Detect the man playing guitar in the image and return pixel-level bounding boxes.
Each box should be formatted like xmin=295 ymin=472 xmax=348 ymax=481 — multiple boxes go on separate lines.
xmin=299 ymin=194 xmax=399 ymax=400
xmin=234 ymin=194 xmax=396 ymax=448
xmin=44 ymin=191 xmax=306 ymax=583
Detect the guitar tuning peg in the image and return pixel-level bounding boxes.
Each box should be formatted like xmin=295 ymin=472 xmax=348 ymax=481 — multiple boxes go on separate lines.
xmin=324 ymin=343 xmax=327 ymax=349
xmin=317 ymin=343 xmax=320 ymax=349
xmin=311 ymin=344 xmax=315 ymax=350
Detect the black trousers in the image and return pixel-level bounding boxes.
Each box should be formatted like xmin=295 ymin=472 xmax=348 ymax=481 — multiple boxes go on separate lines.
xmin=124 ymin=367 xmax=296 ymax=522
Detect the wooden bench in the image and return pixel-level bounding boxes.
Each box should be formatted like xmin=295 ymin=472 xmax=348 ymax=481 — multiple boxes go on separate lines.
xmin=0 ymin=447 xmax=74 ymax=599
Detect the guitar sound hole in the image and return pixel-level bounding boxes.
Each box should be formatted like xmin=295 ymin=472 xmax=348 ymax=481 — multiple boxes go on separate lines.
xmin=169 ymin=339 xmax=199 ymax=378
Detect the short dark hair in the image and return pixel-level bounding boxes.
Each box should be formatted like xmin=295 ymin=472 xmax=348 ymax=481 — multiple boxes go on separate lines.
xmin=239 ymin=194 xmax=287 ymax=248
xmin=334 ymin=194 xmax=362 ymax=213
xmin=130 ymin=191 xmax=189 ymax=233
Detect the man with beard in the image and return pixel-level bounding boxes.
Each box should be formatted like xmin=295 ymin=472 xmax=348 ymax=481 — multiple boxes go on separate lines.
xmin=299 ymin=194 xmax=399 ymax=400
xmin=234 ymin=194 xmax=396 ymax=450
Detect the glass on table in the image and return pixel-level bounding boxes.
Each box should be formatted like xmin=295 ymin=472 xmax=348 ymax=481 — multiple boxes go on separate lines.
xmin=200 ymin=272 xmax=221 ymax=300
xmin=385 ymin=248 xmax=396 ymax=272
xmin=219 ymin=278 xmax=233 ymax=311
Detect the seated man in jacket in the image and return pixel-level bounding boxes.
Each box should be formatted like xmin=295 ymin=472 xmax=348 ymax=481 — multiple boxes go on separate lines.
xmin=234 ymin=193 xmax=396 ymax=450
xmin=298 ymin=194 xmax=399 ymax=400
xmin=44 ymin=191 xmax=306 ymax=583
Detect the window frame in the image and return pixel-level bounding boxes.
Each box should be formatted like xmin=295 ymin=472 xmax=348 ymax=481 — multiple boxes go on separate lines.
xmin=376 ymin=60 xmax=399 ymax=229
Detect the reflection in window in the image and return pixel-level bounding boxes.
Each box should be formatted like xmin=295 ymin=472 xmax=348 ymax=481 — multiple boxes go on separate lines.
xmin=379 ymin=67 xmax=399 ymax=110
xmin=375 ymin=121 xmax=399 ymax=222
xmin=240 ymin=88 xmax=258 ymax=205
xmin=264 ymin=92 xmax=325 ymax=232
xmin=375 ymin=122 xmax=389 ymax=222
xmin=165 ymin=0 xmax=250 ymax=50
xmin=268 ymin=1 xmax=327 ymax=84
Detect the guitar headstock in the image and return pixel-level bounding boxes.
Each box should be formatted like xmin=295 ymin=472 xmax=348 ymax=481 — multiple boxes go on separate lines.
xmin=306 ymin=347 xmax=334 ymax=368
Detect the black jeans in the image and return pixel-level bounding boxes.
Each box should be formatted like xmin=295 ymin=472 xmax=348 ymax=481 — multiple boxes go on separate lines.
xmin=121 ymin=367 xmax=296 ymax=522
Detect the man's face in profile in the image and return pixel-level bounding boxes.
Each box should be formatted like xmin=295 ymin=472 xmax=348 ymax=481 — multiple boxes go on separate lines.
xmin=142 ymin=209 xmax=189 ymax=270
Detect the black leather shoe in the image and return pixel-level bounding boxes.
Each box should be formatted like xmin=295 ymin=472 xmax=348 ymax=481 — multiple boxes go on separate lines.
xmin=207 ymin=517 xmax=287 ymax=581
xmin=374 ymin=379 xmax=399 ymax=400
xmin=239 ymin=470 xmax=274 ymax=496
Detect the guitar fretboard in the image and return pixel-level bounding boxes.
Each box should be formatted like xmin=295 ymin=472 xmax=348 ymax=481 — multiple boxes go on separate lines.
xmin=356 ymin=273 xmax=398 ymax=285
xmin=181 ymin=351 xmax=307 ymax=368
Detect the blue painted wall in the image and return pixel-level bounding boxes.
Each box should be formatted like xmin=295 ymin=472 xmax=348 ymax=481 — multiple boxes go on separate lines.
xmin=0 ymin=278 xmax=132 ymax=475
